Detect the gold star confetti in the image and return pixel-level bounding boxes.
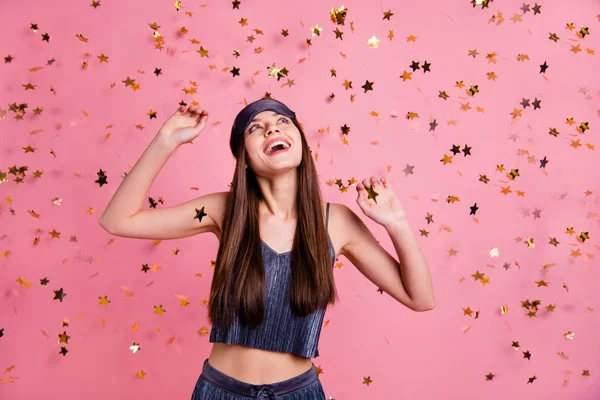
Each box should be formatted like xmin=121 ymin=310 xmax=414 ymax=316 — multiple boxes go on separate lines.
xmin=368 ymin=36 xmax=380 ymax=48
xmin=154 ymin=305 xmax=166 ymax=316
xmin=330 ymin=5 xmax=348 ymax=25
xmin=564 ymin=330 xmax=575 ymax=340
xmin=57 ymin=331 xmax=70 ymax=345
xmin=16 ymin=276 xmax=32 ymax=288
xmin=53 ymin=288 xmax=66 ymax=302
xmin=98 ymin=296 xmax=111 ymax=307
xmin=175 ymin=294 xmax=190 ymax=306
xmin=310 ymin=24 xmax=323 ymax=36
xmin=129 ymin=342 xmax=141 ymax=353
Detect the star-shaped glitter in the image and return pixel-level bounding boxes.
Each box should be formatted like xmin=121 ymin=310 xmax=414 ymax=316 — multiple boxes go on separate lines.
xmin=361 ymin=80 xmax=374 ymax=92
xmin=197 ymin=46 xmax=209 ymax=57
xmin=58 ymin=331 xmax=70 ymax=345
xmin=470 ymin=204 xmax=479 ymax=215
xmin=429 ymin=120 xmax=438 ymax=131
xmin=365 ymin=185 xmax=379 ymax=203
xmin=53 ymin=288 xmax=66 ymax=302
xmin=194 ymin=207 xmax=207 ymax=223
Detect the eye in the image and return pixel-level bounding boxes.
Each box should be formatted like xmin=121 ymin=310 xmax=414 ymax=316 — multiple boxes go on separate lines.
xmin=249 ymin=117 xmax=288 ymax=133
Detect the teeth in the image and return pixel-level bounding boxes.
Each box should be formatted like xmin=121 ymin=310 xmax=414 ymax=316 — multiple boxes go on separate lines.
xmin=265 ymin=140 xmax=290 ymax=154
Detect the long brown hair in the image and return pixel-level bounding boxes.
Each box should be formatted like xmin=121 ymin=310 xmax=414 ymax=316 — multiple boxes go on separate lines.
xmin=208 ymin=116 xmax=339 ymax=330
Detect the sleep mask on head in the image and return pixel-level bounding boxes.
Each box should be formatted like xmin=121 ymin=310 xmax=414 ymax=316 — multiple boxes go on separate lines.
xmin=232 ymin=98 xmax=296 ymax=136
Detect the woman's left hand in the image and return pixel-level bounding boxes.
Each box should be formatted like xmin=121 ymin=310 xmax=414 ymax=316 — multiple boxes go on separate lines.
xmin=356 ymin=176 xmax=407 ymax=227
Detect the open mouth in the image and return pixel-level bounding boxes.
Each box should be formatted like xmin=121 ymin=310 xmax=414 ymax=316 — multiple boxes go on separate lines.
xmin=264 ymin=140 xmax=291 ymax=155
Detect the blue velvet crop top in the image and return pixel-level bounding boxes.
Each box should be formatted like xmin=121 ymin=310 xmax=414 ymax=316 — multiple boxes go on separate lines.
xmin=209 ymin=203 xmax=335 ymax=358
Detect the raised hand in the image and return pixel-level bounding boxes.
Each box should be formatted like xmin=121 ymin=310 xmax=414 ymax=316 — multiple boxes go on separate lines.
xmin=356 ymin=176 xmax=407 ymax=227
xmin=158 ymin=104 xmax=209 ymax=148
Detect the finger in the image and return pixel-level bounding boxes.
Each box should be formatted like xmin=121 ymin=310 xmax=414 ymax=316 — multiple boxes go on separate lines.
xmin=198 ymin=114 xmax=209 ymax=127
xmin=357 ymin=185 xmax=368 ymax=201
xmin=195 ymin=110 xmax=207 ymax=124
xmin=381 ymin=176 xmax=390 ymax=188
xmin=362 ymin=178 xmax=370 ymax=188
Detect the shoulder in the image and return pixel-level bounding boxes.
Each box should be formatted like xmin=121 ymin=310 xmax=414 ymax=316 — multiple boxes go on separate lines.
xmin=327 ymin=202 xmax=379 ymax=259
xmin=327 ymin=202 xmax=352 ymax=224
xmin=326 ymin=202 xmax=356 ymax=256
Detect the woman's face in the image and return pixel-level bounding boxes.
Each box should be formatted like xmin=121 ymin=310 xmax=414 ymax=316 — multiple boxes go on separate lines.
xmin=244 ymin=111 xmax=303 ymax=175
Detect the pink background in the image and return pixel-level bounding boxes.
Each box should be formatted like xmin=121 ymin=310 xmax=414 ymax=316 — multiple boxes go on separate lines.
xmin=1 ymin=0 xmax=600 ymax=399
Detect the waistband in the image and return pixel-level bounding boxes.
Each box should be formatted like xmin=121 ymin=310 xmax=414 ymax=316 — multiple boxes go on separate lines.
xmin=200 ymin=358 xmax=318 ymax=399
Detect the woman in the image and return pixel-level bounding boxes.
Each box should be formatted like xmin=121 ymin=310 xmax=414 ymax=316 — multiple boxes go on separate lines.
xmin=99 ymin=97 xmax=435 ymax=399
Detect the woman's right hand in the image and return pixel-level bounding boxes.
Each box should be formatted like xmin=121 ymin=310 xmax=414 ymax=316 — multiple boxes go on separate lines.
xmin=158 ymin=104 xmax=209 ymax=148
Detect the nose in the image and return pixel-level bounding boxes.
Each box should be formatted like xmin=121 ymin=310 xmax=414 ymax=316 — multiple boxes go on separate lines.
xmin=264 ymin=126 xmax=279 ymax=137
xmin=262 ymin=119 xmax=281 ymax=135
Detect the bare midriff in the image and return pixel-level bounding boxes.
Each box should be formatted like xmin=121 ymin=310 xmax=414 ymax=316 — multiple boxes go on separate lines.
xmin=207 ymin=342 xmax=313 ymax=385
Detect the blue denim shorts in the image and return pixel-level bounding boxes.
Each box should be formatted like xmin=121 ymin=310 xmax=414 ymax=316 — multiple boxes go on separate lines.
xmin=191 ymin=358 xmax=325 ymax=399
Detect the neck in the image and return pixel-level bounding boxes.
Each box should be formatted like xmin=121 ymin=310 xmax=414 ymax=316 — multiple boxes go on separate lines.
xmin=259 ymin=195 xmax=296 ymax=220
xmin=257 ymin=184 xmax=298 ymax=221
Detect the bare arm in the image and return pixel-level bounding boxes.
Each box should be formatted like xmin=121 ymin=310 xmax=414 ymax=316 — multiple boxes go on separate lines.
xmin=99 ymin=133 xmax=177 ymax=228
xmin=99 ymin=105 xmax=212 ymax=238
